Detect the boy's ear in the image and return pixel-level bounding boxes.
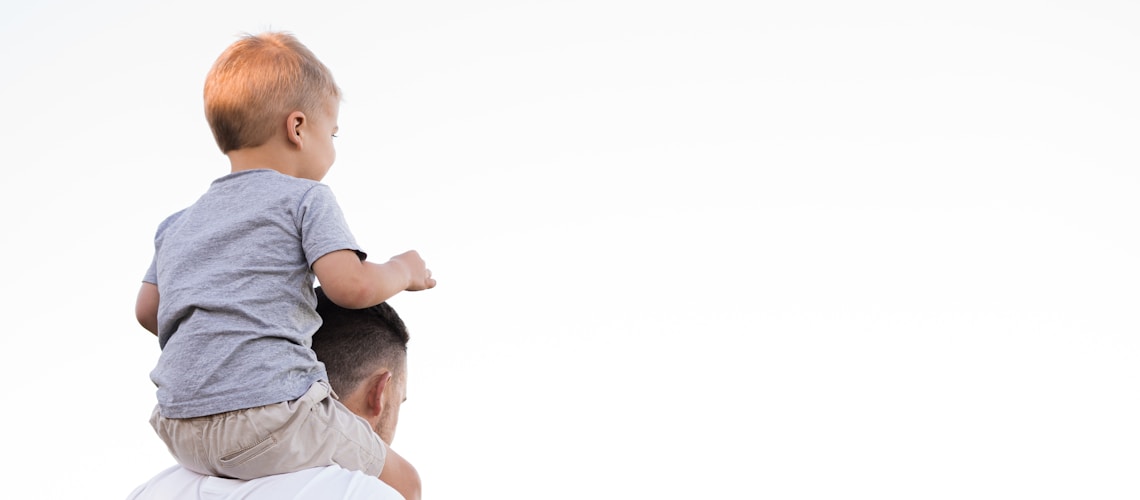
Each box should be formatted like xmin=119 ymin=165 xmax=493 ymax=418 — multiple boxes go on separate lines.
xmin=286 ymin=111 xmax=306 ymax=148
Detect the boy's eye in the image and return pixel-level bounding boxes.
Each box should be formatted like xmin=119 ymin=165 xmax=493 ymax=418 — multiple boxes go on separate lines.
xmin=331 ymin=134 xmax=339 ymax=139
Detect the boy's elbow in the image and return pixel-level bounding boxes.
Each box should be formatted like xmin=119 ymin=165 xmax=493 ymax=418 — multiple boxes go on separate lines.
xmin=135 ymin=283 xmax=160 ymax=335
xmin=137 ymin=316 xmax=158 ymax=336
xmin=135 ymin=308 xmax=159 ymax=335
xmin=323 ymin=280 xmax=376 ymax=309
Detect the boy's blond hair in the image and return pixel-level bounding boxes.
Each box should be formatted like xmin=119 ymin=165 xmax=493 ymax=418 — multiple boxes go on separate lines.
xmin=204 ymin=31 xmax=341 ymax=153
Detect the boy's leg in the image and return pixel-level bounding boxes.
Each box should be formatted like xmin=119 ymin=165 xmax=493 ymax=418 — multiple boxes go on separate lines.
xmin=305 ymin=384 xmax=388 ymax=475
xmin=152 ymin=381 xmax=356 ymax=479
xmin=152 ymin=381 xmax=397 ymax=483
xmin=306 ymin=387 xmax=423 ymax=500
xmin=379 ymin=446 xmax=421 ymax=500
xmin=209 ymin=380 xmax=379 ymax=479
xmin=150 ymin=404 xmax=211 ymax=476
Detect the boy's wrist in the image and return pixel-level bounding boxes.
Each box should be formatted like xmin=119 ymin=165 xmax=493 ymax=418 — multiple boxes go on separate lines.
xmin=386 ymin=257 xmax=413 ymax=289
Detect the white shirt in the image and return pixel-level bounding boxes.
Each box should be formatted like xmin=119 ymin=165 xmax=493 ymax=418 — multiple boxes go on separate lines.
xmin=127 ymin=465 xmax=404 ymax=500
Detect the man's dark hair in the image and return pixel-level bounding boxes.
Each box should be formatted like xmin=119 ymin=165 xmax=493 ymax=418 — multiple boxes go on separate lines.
xmin=312 ymin=287 xmax=411 ymax=395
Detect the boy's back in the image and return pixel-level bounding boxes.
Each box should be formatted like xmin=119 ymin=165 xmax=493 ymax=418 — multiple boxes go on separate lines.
xmin=148 ymin=169 xmax=359 ymax=418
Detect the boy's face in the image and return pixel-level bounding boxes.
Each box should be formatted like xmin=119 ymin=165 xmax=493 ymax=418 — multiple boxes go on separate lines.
xmin=299 ymin=96 xmax=340 ymax=181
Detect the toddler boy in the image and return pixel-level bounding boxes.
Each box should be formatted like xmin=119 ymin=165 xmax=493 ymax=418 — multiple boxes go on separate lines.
xmin=134 ymin=31 xmax=433 ymax=498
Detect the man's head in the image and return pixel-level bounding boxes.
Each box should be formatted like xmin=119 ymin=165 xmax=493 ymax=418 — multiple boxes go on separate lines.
xmin=312 ymin=287 xmax=410 ymax=445
xmin=204 ymin=31 xmax=341 ymax=154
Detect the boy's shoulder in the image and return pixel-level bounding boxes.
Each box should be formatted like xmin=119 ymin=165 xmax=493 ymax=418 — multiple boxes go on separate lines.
xmin=153 ymin=170 xmax=335 ymax=233
xmin=219 ymin=168 xmax=326 ymax=188
xmin=154 ymin=207 xmax=190 ymax=234
xmin=217 ymin=170 xmax=335 ymax=204
xmin=194 ymin=169 xmax=330 ymax=203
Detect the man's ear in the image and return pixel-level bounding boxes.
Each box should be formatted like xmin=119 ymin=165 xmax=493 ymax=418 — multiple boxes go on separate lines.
xmin=366 ymin=371 xmax=393 ymax=418
xmin=286 ymin=111 xmax=306 ymax=148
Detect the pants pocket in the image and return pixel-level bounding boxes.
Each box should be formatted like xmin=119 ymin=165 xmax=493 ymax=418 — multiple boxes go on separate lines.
xmin=218 ymin=433 xmax=279 ymax=469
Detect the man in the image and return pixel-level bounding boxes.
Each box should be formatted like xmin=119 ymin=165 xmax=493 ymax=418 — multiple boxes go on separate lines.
xmin=128 ymin=288 xmax=421 ymax=499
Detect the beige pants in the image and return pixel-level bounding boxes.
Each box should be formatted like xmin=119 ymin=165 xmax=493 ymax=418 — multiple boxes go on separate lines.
xmin=150 ymin=381 xmax=387 ymax=480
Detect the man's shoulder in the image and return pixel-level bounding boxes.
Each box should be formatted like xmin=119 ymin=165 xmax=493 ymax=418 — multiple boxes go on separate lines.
xmin=127 ymin=465 xmax=195 ymax=499
xmin=128 ymin=465 xmax=404 ymax=500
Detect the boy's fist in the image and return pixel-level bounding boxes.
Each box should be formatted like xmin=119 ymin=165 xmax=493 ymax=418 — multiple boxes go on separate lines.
xmin=391 ymin=250 xmax=436 ymax=291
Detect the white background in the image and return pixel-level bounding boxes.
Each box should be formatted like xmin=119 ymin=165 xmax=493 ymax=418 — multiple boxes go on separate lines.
xmin=2 ymin=1 xmax=1138 ymax=498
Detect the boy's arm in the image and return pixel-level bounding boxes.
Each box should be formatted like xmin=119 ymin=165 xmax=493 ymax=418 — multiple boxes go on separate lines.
xmin=135 ymin=282 xmax=160 ymax=336
xmin=313 ymin=249 xmax=436 ymax=310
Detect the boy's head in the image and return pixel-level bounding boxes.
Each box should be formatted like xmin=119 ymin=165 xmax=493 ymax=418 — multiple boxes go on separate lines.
xmin=204 ymin=31 xmax=341 ymax=153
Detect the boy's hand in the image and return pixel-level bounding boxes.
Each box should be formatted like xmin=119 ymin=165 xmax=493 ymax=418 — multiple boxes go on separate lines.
xmin=315 ymin=249 xmax=434 ymax=308
xmin=390 ymin=250 xmax=436 ymax=291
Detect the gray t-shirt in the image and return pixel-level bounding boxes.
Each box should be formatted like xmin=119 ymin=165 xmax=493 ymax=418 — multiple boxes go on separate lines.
xmin=144 ymin=169 xmax=364 ymax=418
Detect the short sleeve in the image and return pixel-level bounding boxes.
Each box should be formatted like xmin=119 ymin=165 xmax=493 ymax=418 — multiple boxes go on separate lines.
xmin=143 ymin=209 xmax=186 ymax=284
xmin=297 ymin=185 xmax=367 ymax=266
xmin=143 ymin=257 xmax=158 ymax=284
